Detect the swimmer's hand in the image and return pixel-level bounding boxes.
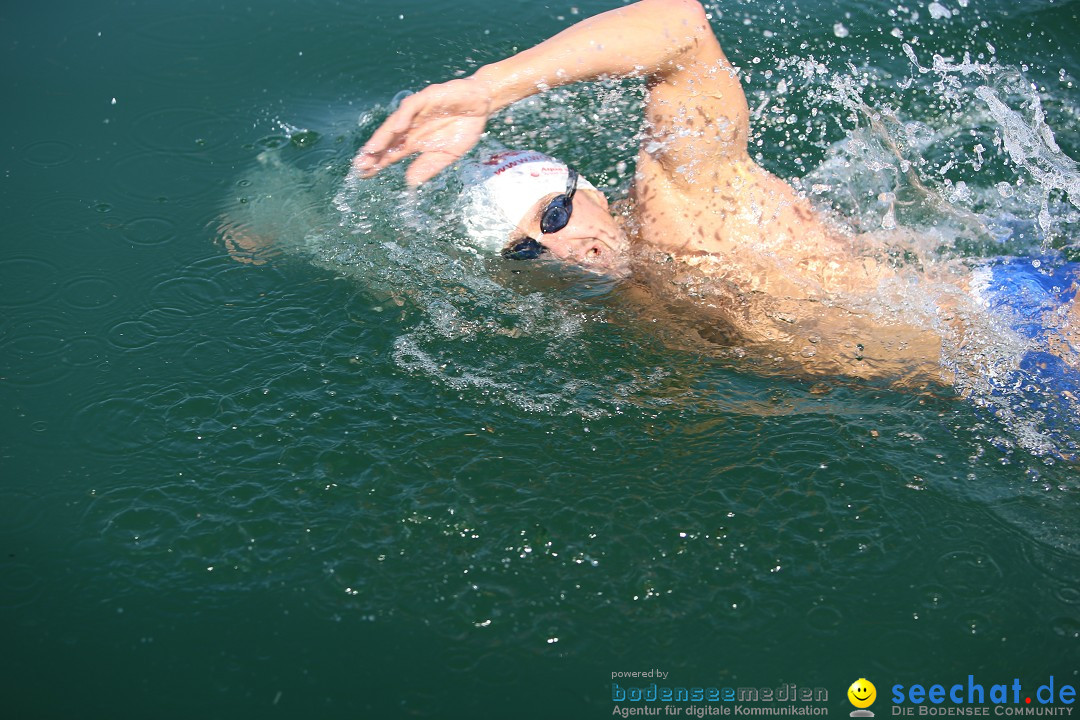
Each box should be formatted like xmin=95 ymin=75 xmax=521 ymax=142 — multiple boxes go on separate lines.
xmin=353 ymin=77 xmax=492 ymax=187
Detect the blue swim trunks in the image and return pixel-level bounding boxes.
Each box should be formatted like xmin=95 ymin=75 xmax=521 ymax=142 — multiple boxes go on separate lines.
xmin=970 ymin=258 xmax=1079 ymax=342
xmin=968 ymin=258 xmax=1080 ymax=446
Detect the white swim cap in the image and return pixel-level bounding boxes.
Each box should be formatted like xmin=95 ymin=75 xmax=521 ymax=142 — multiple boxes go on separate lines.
xmin=459 ymin=149 xmax=598 ymax=253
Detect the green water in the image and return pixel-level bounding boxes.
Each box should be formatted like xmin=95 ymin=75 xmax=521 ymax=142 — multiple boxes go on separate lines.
xmin=2 ymin=0 xmax=1079 ymax=718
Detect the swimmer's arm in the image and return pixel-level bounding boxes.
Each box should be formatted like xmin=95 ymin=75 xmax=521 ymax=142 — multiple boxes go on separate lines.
xmin=354 ymin=0 xmax=748 ymax=186
xmin=473 ymin=0 xmax=725 ymax=103
xmin=475 ymin=0 xmax=750 ymax=173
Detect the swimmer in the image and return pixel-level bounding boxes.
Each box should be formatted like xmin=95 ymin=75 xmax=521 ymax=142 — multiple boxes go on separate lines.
xmin=353 ymin=0 xmax=1079 ymax=386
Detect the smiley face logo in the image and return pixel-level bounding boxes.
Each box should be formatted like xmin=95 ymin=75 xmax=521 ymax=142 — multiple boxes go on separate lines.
xmin=848 ymin=679 xmax=877 ymax=709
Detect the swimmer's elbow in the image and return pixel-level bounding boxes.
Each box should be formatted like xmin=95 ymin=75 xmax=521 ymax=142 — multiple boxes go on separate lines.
xmin=637 ymin=0 xmax=723 ymax=70
xmin=643 ymin=0 xmax=707 ymax=22
xmin=645 ymin=0 xmax=712 ymax=40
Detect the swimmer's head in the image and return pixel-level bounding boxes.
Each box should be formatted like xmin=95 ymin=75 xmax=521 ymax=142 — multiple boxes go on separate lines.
xmin=460 ymin=149 xmax=629 ymax=276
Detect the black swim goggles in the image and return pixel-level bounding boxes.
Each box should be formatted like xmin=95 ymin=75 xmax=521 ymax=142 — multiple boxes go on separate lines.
xmin=501 ymin=169 xmax=578 ymax=260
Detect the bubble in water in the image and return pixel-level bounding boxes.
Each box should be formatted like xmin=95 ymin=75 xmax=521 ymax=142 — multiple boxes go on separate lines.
xmin=928 ymin=3 xmax=952 ymax=20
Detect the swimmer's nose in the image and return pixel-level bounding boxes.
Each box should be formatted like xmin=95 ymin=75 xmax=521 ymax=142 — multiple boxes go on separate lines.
xmin=568 ymin=241 xmax=611 ymax=268
xmin=581 ymin=240 xmax=631 ymax=277
xmin=541 ymin=232 xmax=627 ymax=275
xmin=582 ymin=242 xmax=605 ymax=263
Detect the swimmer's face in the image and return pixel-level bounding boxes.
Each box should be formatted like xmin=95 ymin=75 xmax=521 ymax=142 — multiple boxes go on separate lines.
xmin=512 ymin=188 xmax=630 ymax=277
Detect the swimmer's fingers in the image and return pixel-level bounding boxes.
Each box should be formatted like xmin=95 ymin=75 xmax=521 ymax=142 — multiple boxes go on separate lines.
xmin=357 ymin=117 xmax=487 ymax=186
xmin=353 ymin=104 xmax=421 ymax=175
xmin=354 ymin=139 xmax=412 ymax=176
xmin=404 ymin=150 xmax=462 ymax=187
xmin=353 ymin=90 xmax=438 ymax=173
xmin=355 ymin=121 xmax=462 ymax=183
xmin=402 ymin=114 xmax=488 ymax=185
xmin=354 ymin=79 xmax=492 ymax=179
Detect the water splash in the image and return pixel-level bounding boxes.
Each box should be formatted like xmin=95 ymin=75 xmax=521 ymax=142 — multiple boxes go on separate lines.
xmin=779 ymin=42 xmax=1080 ymax=458
xmin=221 ymin=17 xmax=1080 ymax=458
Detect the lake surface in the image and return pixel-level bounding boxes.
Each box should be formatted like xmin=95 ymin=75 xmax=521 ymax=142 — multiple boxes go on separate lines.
xmin=2 ymin=0 xmax=1078 ymax=718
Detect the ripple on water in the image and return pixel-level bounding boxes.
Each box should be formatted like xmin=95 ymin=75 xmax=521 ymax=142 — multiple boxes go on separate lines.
xmin=60 ymin=335 xmax=109 ymax=368
xmin=265 ymin=306 xmax=319 ymax=337
xmin=1019 ymin=539 xmax=1080 ymax=609
xmin=452 ymin=646 xmax=520 ymax=687
xmin=150 ymin=276 xmax=229 ymax=313
xmin=1055 ymin=586 xmax=1080 ymax=605
xmin=29 ymin=195 xmax=95 ymax=236
xmin=0 ymin=564 xmax=44 ymax=610
xmin=916 ymin=583 xmax=951 ymax=612
xmin=23 ymin=140 xmax=76 ymax=167
xmin=938 ymin=521 xmax=967 ymax=542
xmin=73 ymin=395 xmax=167 ymax=456
xmin=181 ymin=338 xmax=254 ymax=377
xmin=0 ymin=257 xmax=60 ymax=308
xmin=163 ymin=392 xmax=229 ymax=430
xmin=804 ymin=603 xmax=844 ymax=634
xmin=285 ymin=146 xmax=346 ymax=174
xmin=60 ymin=275 xmax=120 ymax=311
xmin=111 ymin=152 xmax=215 ymax=203
xmin=9 ymin=358 xmax=70 ymax=388
xmin=105 ymin=319 xmax=159 ymax=351
xmin=318 ymin=321 xmax=374 ymax=354
xmin=1 ymin=490 xmax=48 ymax=537
xmin=121 ymin=216 xmax=178 ymax=247
xmin=1020 ymin=535 xmax=1080 ymax=577
xmin=103 ymin=504 xmax=187 ymax=550
xmin=147 ymin=256 xmax=240 ymax=315
xmin=139 ymin=306 xmax=197 ymax=339
xmin=2 ymin=319 xmax=73 ymax=388
xmin=934 ymin=549 xmax=1004 ymax=599
xmin=130 ymin=107 xmax=238 ymax=158
xmin=6 ymin=320 xmax=66 ymax=361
